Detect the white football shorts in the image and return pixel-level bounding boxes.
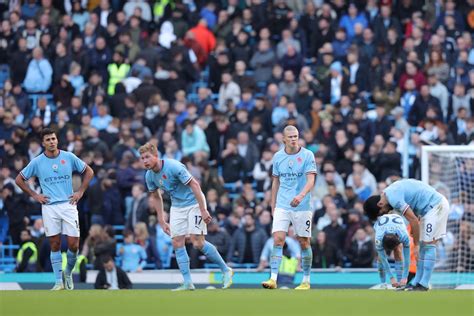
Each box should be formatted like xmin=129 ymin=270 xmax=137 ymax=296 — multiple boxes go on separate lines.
xmin=42 ymin=202 xmax=80 ymax=237
xmin=272 ymin=208 xmax=313 ymax=238
xmin=420 ymin=196 xmax=450 ymax=243
xmin=170 ymin=203 xmax=207 ymax=238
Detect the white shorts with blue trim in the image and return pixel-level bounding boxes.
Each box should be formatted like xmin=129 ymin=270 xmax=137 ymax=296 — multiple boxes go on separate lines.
xmin=272 ymin=208 xmax=313 ymax=238
xmin=420 ymin=196 xmax=450 ymax=242
xmin=42 ymin=202 xmax=80 ymax=237
xmin=170 ymin=202 xmax=207 ymax=238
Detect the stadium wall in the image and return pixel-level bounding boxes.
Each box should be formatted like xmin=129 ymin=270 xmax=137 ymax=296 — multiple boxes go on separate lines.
xmin=1 ymin=270 xmax=473 ymax=290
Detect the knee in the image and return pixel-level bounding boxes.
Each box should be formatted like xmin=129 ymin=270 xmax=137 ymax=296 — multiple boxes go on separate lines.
xmin=192 ymin=238 xmax=205 ymax=250
xmin=273 ymin=236 xmax=285 ymax=247
xmin=172 ymin=238 xmax=185 ymax=249
xmin=298 ymin=238 xmax=311 ymax=250
xmin=69 ymin=245 xmax=79 ymax=253
xmin=50 ymin=241 xmax=61 ymax=252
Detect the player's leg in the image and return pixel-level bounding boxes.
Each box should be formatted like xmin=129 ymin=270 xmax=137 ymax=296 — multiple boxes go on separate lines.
xmin=262 ymin=208 xmax=290 ymax=289
xmin=172 ymin=235 xmax=195 ymax=290
xmin=190 ymin=234 xmax=233 ymax=289
xmin=61 ymin=203 xmax=81 ymax=290
xmin=410 ymin=197 xmax=450 ymax=291
xmin=170 ymin=207 xmax=194 ymax=290
xmin=293 ymin=211 xmax=313 ymax=290
xmin=43 ymin=205 xmax=64 ymax=290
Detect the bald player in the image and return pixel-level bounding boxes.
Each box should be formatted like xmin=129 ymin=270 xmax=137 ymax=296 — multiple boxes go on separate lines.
xmin=262 ymin=126 xmax=318 ymax=290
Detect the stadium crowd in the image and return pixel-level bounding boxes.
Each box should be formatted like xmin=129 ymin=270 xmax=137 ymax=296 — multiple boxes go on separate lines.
xmin=0 ymin=0 xmax=473 ymax=275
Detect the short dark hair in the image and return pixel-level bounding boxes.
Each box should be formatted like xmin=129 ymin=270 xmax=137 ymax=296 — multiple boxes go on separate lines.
xmin=363 ymin=195 xmax=382 ymax=221
xmin=382 ymin=233 xmax=401 ymax=252
xmin=102 ymin=255 xmax=114 ymax=264
xmin=40 ymin=128 xmax=57 ymax=141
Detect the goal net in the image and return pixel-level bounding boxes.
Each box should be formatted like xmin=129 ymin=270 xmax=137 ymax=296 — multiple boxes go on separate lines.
xmin=421 ymin=145 xmax=474 ymax=288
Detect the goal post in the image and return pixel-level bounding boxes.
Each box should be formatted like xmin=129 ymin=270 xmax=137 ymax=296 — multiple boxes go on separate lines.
xmin=421 ymin=145 xmax=474 ymax=287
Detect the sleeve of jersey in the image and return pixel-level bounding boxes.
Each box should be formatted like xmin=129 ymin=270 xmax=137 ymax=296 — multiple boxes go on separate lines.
xmin=272 ymin=159 xmax=279 ymax=177
xmin=304 ymin=152 xmax=318 ymax=174
xmin=70 ymin=152 xmax=87 ymax=173
xmin=377 ymin=249 xmax=395 ymax=279
xmin=145 ymin=172 xmax=157 ymax=192
xmin=176 ymin=163 xmax=192 ymax=185
xmin=385 ymin=189 xmax=410 ymax=215
xmin=20 ymin=160 xmax=36 ymax=181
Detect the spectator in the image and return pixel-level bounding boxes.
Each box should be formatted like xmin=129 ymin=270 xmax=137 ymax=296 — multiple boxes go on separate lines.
xmin=218 ymin=72 xmax=241 ymax=112
xmin=249 ymin=39 xmax=275 ymax=83
xmin=117 ymin=230 xmax=147 ymax=272
xmin=181 ymin=120 xmax=210 ymax=158
xmin=189 ymin=19 xmax=216 ymax=57
xmin=205 ymin=219 xmax=231 ymax=260
xmin=125 ymin=183 xmax=150 ymax=230
xmin=312 ymin=231 xmax=342 ymax=269
xmin=23 ymin=47 xmax=53 ymax=93
xmin=227 ymin=213 xmax=267 ymax=265
xmin=16 ymin=229 xmax=38 ymax=272
xmin=346 ymin=228 xmax=374 ymax=268
xmin=95 ymin=255 xmax=133 ymax=290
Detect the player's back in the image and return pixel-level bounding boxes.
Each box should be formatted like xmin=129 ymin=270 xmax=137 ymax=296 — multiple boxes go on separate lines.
xmin=384 ymin=179 xmax=443 ymax=217
xmin=374 ymin=214 xmax=410 ymax=249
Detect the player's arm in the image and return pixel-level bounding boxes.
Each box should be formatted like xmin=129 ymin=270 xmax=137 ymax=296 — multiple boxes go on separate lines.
xmin=149 ymin=189 xmax=170 ymax=235
xmin=15 ymin=174 xmax=49 ymax=204
xmin=187 ymin=178 xmax=212 ymax=224
xmin=290 ymin=173 xmax=316 ymax=207
xmin=404 ymin=207 xmax=420 ymax=259
xmin=70 ymin=165 xmax=94 ymax=205
xmin=270 ymin=176 xmax=280 ymax=215
xmin=377 ymin=249 xmax=398 ymax=287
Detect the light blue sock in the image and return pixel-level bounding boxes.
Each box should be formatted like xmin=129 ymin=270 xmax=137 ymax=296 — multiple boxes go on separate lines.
xmin=270 ymin=246 xmax=283 ymax=280
xmin=301 ymin=248 xmax=313 ymax=283
xmin=395 ymin=261 xmax=403 ymax=282
xmin=175 ymin=247 xmax=193 ymax=285
xmin=201 ymin=241 xmax=229 ymax=272
xmin=411 ymin=246 xmax=425 ymax=285
xmin=65 ymin=249 xmax=78 ymax=276
xmin=50 ymin=251 xmax=63 ymax=284
xmin=419 ymin=245 xmax=436 ymax=288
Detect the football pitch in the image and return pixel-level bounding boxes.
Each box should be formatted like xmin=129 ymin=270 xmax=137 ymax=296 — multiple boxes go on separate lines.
xmin=1 ymin=289 xmax=473 ymax=316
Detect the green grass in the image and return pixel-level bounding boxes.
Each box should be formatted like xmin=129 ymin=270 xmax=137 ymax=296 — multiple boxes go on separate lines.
xmin=1 ymin=290 xmax=473 ymax=316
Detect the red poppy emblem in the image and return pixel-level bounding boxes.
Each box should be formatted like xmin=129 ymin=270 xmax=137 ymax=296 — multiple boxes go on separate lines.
xmin=60 ymin=160 xmax=66 ymax=165
xmin=297 ymin=157 xmax=302 ymax=163
xmin=162 ymin=174 xmax=167 ymax=179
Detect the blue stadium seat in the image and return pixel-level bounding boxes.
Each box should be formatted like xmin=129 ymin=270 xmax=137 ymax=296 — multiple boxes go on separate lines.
xmin=0 ymin=64 xmax=10 ymax=89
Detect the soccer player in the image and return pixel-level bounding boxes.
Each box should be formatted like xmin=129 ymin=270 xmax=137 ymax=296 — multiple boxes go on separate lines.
xmin=139 ymin=143 xmax=233 ymax=291
xmin=374 ymin=214 xmax=411 ymax=288
xmin=15 ymin=128 xmax=94 ymax=290
xmin=364 ymin=179 xmax=450 ymax=291
xmin=262 ymin=125 xmax=317 ymax=290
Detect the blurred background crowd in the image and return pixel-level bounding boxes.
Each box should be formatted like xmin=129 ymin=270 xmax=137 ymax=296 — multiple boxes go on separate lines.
xmin=0 ymin=0 xmax=473 ymax=274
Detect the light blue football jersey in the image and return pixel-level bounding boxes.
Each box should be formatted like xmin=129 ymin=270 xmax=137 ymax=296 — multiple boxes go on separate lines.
xmin=384 ymin=179 xmax=443 ymax=217
xmin=20 ymin=150 xmax=86 ymax=205
xmin=374 ymin=214 xmax=410 ymax=251
xmin=145 ymin=159 xmax=196 ymax=208
xmin=374 ymin=214 xmax=411 ymax=280
xmin=272 ymin=147 xmax=318 ymax=211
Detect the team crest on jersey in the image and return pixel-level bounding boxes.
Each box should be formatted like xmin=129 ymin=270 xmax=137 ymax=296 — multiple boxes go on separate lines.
xmin=288 ymin=160 xmax=294 ymax=169
xmin=52 ymin=164 xmax=59 ymax=173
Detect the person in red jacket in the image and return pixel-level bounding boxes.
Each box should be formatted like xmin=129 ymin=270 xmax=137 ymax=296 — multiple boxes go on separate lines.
xmin=189 ymin=19 xmax=216 ymax=58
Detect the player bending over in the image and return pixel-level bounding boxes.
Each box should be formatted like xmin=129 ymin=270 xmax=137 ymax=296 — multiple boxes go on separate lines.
xmin=374 ymin=214 xmax=411 ymax=288
xmin=139 ymin=143 xmax=233 ymax=291
xmin=364 ymin=179 xmax=450 ymax=291
xmin=262 ymin=125 xmax=317 ymax=290
xmin=15 ymin=128 xmax=94 ymax=290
